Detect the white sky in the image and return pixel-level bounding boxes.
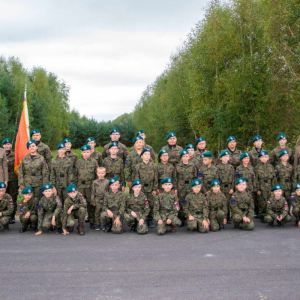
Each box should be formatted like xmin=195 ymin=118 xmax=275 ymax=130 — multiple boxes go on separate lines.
xmin=0 ymin=0 xmax=209 ymax=121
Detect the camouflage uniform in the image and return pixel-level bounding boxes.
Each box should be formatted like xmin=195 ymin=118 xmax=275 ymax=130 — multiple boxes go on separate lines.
xmin=6 ymin=151 xmax=18 ymax=218
xmin=130 ymin=144 xmax=155 ymax=162
xmin=62 ymin=192 xmax=87 ymax=230
xmin=275 ymin=162 xmax=293 ymax=209
xmin=183 ymin=192 xmax=209 ymax=233
xmin=36 ymin=141 xmax=52 ymax=170
xmin=291 ymin=193 xmax=300 ymax=222
xmin=37 ymin=195 xmax=62 ymax=231
xmin=249 ymin=148 xmax=265 ymax=168
xmin=0 ymin=148 xmax=8 ymax=182
xmin=134 ymin=161 xmax=158 ymax=220
xmin=101 ymin=191 xmax=126 ymax=234
xmin=189 ymin=157 xmax=201 ymax=170
xmin=198 ymin=165 xmax=219 ymax=194
xmin=256 ymin=161 xmax=276 ymax=218
xmin=90 ymin=150 xmax=102 ymax=166
xmin=230 ymin=191 xmax=254 ymax=231
xmin=265 ymin=196 xmax=291 ymax=225
xmin=218 ymin=149 xmax=242 ymax=169
xmin=157 ymin=162 xmax=176 ymax=192
xmin=270 ymin=146 xmax=294 ymax=167
xmin=91 ymin=178 xmax=109 ymax=226
xmin=102 ymin=157 xmax=125 ymax=188
xmin=18 ymin=153 xmax=49 ymax=198
xmin=153 ymin=191 xmax=181 ymax=235
xmin=125 ymin=149 xmax=143 ymax=187
xmin=0 ymin=193 xmax=13 ymax=230
xmin=74 ymin=157 xmax=98 ymax=223
xmin=19 ymin=197 xmax=38 ymax=229
xmin=207 ymin=191 xmax=227 ymax=231
xmin=235 ymin=164 xmax=257 ymax=193
xmin=124 ymin=193 xmax=150 ymax=234
xmin=102 ymin=141 xmax=128 ymax=164
xmin=293 ymin=165 xmax=300 ymax=187
xmin=161 ymin=145 xmax=183 ymax=167
xmin=194 ymin=149 xmax=209 ymax=168
xmin=65 ymin=151 xmax=79 ymax=173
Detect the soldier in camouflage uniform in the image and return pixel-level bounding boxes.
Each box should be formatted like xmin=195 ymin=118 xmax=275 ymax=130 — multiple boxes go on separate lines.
xmin=30 ymin=129 xmax=52 ymax=170
xmin=154 ymin=177 xmax=182 ymax=235
xmin=161 ymin=132 xmax=183 ymax=167
xmin=134 ymin=148 xmax=158 ymax=227
xmin=157 ymin=149 xmax=176 ymax=193
xmin=194 ymin=137 xmax=209 ymax=168
xmin=18 ymin=139 xmax=49 ymax=199
xmin=183 ymin=179 xmax=209 ymax=233
xmin=91 ymin=167 xmax=109 ymax=230
xmin=130 ymin=129 xmax=155 ymax=162
xmin=185 ymin=144 xmax=200 ymax=169
xmin=207 ymin=180 xmax=227 ymax=231
xmin=2 ymin=138 xmax=18 ymax=223
xmin=293 ymin=155 xmax=300 ymax=187
xmin=0 ymin=182 xmax=13 ymax=231
xmin=198 ymin=152 xmax=219 ymax=195
xmin=249 ymin=135 xmax=265 ymax=168
xmin=275 ymin=149 xmax=293 ymax=210
xmin=101 ymin=177 xmax=126 ymax=234
xmin=124 ymin=180 xmax=150 ymax=234
xmin=270 ymin=133 xmax=294 ymax=167
xmin=63 ymin=138 xmax=79 ymax=173
xmin=256 ymin=151 xmax=276 ymax=222
xmin=86 ymin=137 xmax=102 ymax=166
xmin=217 ymin=136 xmax=242 ymax=169
xmin=62 ymin=184 xmax=87 ymax=235
xmin=265 ymin=184 xmax=291 ymax=227
xmin=102 ymin=142 xmax=125 ymax=191
xmin=19 ymin=187 xmax=38 ymax=233
xmin=74 ymin=145 xmax=98 ymax=228
xmin=230 ymin=177 xmax=254 ymax=231
xmin=102 ymin=127 xmax=128 ymax=164
xmin=35 ymin=184 xmax=62 ymax=235
xmin=291 ymin=183 xmax=300 ymax=227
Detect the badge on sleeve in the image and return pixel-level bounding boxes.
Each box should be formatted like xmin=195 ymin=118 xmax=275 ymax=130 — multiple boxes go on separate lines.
xmin=275 ymin=170 xmax=278 ymax=178
xmin=267 ymin=201 xmax=271 ymax=205
xmin=291 ymin=196 xmax=295 ymax=203
xmin=183 ymin=197 xmax=187 ymax=205
xmin=284 ymin=202 xmax=288 ymax=211
xmin=175 ymin=202 xmax=180 ymax=211
xmin=235 ymin=170 xmax=239 ymax=178
xmin=81 ymin=195 xmax=86 ymax=203
xmin=37 ymin=204 xmax=42 ymax=210
xmin=55 ymin=197 xmax=60 ymax=204
xmin=197 ymin=170 xmax=203 ymax=178
xmin=231 ymin=196 xmax=236 ymax=204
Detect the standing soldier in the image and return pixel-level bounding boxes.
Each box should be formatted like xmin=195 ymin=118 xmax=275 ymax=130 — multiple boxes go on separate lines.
xmin=2 ymin=138 xmax=18 ymax=223
xmin=0 ymin=182 xmax=13 ymax=232
xmin=0 ymin=140 xmax=8 ymax=187
xmin=185 ymin=144 xmax=200 ymax=169
xmin=63 ymin=138 xmax=78 ymax=172
xmin=293 ymin=155 xmax=300 ymax=187
xmin=218 ymin=136 xmax=242 ymax=169
xmin=86 ymin=137 xmax=102 ymax=166
xmin=249 ymin=135 xmax=265 ymax=168
xmin=130 ymin=129 xmax=155 ymax=162
xmin=102 ymin=127 xmax=128 ymax=164
xmin=270 ymin=133 xmax=294 ymax=167
xmin=161 ymin=132 xmax=183 ymax=167
xmin=291 ymin=183 xmax=300 ymax=227
xmin=194 ymin=137 xmax=209 ymax=168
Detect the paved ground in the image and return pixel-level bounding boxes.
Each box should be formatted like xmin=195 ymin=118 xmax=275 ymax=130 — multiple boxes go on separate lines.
xmin=1 ymin=218 xmax=300 ymax=300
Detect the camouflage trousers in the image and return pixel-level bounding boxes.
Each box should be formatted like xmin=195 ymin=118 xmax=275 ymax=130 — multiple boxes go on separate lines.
xmin=258 ymin=190 xmax=271 ymax=218
xmin=187 ymin=216 xmax=208 ymax=233
xmin=7 ymin=180 xmax=18 ymax=215
xmin=56 ymin=188 xmax=68 ymax=205
xmin=209 ymin=210 xmax=226 ymax=232
xmin=0 ymin=215 xmax=10 ymax=228
xmin=221 ymin=186 xmax=232 ymax=219
xmin=124 ymin=213 xmax=148 ymax=234
xmin=292 ymin=207 xmax=300 ymax=221
xmin=178 ymin=189 xmax=188 ymax=220
xmin=101 ymin=212 xmax=123 ymax=234
xmin=264 ymin=214 xmax=291 ymax=225
xmin=283 ymin=190 xmax=292 ymax=210
xmin=156 ymin=215 xmax=181 ymax=235
xmin=31 ymin=186 xmax=43 ymax=199
xmin=20 ymin=213 xmax=37 ymax=229
xmin=94 ymin=200 xmax=104 ymax=226
xmin=78 ymin=187 xmax=94 ymax=223
xmin=143 ymin=191 xmax=154 ymax=221
xmin=65 ymin=207 xmax=86 ymax=228
xmin=39 ymin=212 xmax=62 ymax=231
xmin=232 ymin=214 xmax=254 ymax=231
xmin=252 ymin=192 xmax=259 ymax=214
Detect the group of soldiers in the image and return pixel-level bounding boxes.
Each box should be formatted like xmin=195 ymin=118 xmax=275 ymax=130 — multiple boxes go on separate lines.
xmin=0 ymin=127 xmax=300 ymax=235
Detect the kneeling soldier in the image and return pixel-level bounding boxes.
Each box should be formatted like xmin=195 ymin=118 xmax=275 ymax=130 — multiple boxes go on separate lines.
xmin=62 ymin=184 xmax=87 ymax=235
xmin=0 ymin=182 xmax=13 ymax=232
xmin=101 ymin=177 xmax=125 ymax=234
xmin=154 ymin=177 xmax=182 ymax=235
xmin=231 ymin=177 xmax=254 ymax=231
xmin=183 ymin=179 xmax=209 ymax=233
xmin=265 ymin=185 xmax=291 ymax=227
xmin=291 ymin=183 xmax=300 ymax=227
xmin=124 ymin=179 xmax=150 ymax=234
xmin=19 ymin=187 xmax=38 ymax=233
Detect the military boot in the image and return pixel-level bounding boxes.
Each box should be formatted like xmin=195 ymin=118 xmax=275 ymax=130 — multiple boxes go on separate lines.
xmin=170 ymin=225 xmax=176 ymax=232
xmin=68 ymin=226 xmax=74 ymax=233
xmin=90 ymin=223 xmax=95 ymax=229
xmin=78 ymin=222 xmax=85 ymax=235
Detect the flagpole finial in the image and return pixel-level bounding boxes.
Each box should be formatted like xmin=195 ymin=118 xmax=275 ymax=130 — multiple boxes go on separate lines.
xmin=24 ymin=84 xmax=27 ymax=99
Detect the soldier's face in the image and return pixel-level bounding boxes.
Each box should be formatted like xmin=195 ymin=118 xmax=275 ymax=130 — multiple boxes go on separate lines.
xmin=3 ymin=143 xmax=12 ymax=151
xmin=142 ymin=152 xmax=151 ymax=162
xmin=236 ymin=182 xmax=247 ymax=192
xmin=212 ymin=185 xmax=220 ymax=193
xmin=187 ymin=148 xmax=194 ymax=157
xmin=203 ymin=157 xmax=212 ymax=166
xmin=82 ymin=150 xmax=91 ymax=159
xmin=28 ymin=143 xmax=38 ymax=154
xmin=280 ymin=154 xmax=289 ymax=163
xmin=254 ymin=139 xmax=262 ymax=148
xmin=274 ymin=189 xmax=282 ymax=199
xmin=23 ymin=193 xmax=33 ymax=201
xmin=220 ymin=155 xmax=230 ymax=164
xmin=68 ymin=191 xmax=77 ymax=198
xmin=109 ymin=146 xmax=119 ymax=156
xmin=192 ymin=185 xmax=201 ymax=194
xmin=65 ymin=142 xmax=72 ymax=151
xmin=135 ymin=140 xmax=144 ymax=150
xmin=58 ymin=148 xmax=66 ymax=156
xmin=168 ymin=137 xmax=177 ymax=146
xmin=110 ymin=133 xmax=120 ymax=142
xmin=110 ymin=181 xmax=120 ymax=193
xmin=181 ymin=154 xmax=190 ymax=164
xmin=31 ymin=133 xmax=41 ymax=141
xmin=87 ymin=141 xmax=96 ymax=149
xmin=0 ymin=188 xmax=6 ymax=198
xmin=160 ymin=153 xmax=169 ymax=163
xmin=197 ymin=141 xmax=206 ymax=150
xmin=42 ymin=188 xmax=53 ymax=198
xmin=242 ymin=156 xmax=250 ymax=165
xmin=162 ymin=182 xmax=173 ymax=192
xmin=228 ymin=140 xmax=236 ymax=149
xmin=259 ymin=155 xmax=269 ymax=164
xmin=132 ymin=184 xmax=142 ymax=194
xmin=296 ymin=189 xmax=300 ymax=196
xmin=139 ymin=133 xmax=146 ymax=140
xmin=97 ymin=169 xmax=106 ymax=178
xmin=279 ymin=138 xmax=287 ymax=147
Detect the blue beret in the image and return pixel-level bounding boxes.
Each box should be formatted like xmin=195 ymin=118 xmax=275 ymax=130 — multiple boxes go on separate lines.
xmin=219 ymin=150 xmax=229 ymax=158
xmin=195 ymin=137 xmax=206 ymax=145
xmin=109 ymin=142 xmax=119 ymax=149
xmin=252 ymin=135 xmax=262 ymax=143
xmin=30 ymin=129 xmax=40 ymax=137
xmin=2 ymin=138 xmax=12 ymax=145
xmin=258 ymin=150 xmax=269 ymax=157
xmin=201 ymin=151 xmax=213 ymax=158
xmin=41 ymin=184 xmax=53 ymax=192
xmin=191 ymin=179 xmax=202 ymax=187
xmin=110 ymin=127 xmax=120 ymax=134
xmin=271 ymin=184 xmax=282 ymax=191
xmin=140 ymin=148 xmax=150 ymax=157
xmin=80 ymin=145 xmax=91 ymax=151
xmin=132 ymin=180 xmax=142 ymax=188
xmin=240 ymin=152 xmax=250 ymax=160
xmin=27 ymin=139 xmax=37 ymax=149
xmin=210 ymin=179 xmax=220 ymax=187
xmin=132 ymin=136 xmax=143 ymax=144
xmin=0 ymin=182 xmax=6 ymax=189
xmin=294 ymin=183 xmax=300 ymax=191
xmin=63 ymin=138 xmax=71 ymax=143
xmin=180 ymin=149 xmax=189 ymax=158
xmin=109 ymin=177 xmax=119 ymax=186
xmin=21 ymin=187 xmax=34 ymax=194
xmin=236 ymin=177 xmax=246 ymax=185
xmin=279 ymin=149 xmax=289 ymax=158
xmin=185 ymin=144 xmax=194 ymax=150
xmin=166 ymin=132 xmax=176 ymax=140
xmin=66 ymin=184 xmax=77 ymax=193
xmin=136 ymin=129 xmax=145 ymax=136
xmin=161 ymin=177 xmax=173 ymax=185
xmin=158 ymin=149 xmax=168 ymax=159
xmin=56 ymin=143 xmax=65 ymax=150
xmin=86 ymin=137 xmax=95 ymax=143
xmin=227 ymin=136 xmax=236 ymax=144
xmin=277 ymin=133 xmax=286 ymax=141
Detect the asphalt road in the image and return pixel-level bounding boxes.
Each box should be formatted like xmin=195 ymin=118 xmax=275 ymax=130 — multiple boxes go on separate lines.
xmin=1 ymin=218 xmax=300 ymax=300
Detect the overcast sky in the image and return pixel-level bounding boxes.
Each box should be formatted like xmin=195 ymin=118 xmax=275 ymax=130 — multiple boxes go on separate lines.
xmin=0 ymin=0 xmax=209 ymax=121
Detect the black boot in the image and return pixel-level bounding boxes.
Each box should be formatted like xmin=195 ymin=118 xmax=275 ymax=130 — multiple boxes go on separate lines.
xmin=53 ymin=226 xmax=59 ymax=234
xmin=277 ymin=220 xmax=283 ymax=227
xmin=19 ymin=228 xmax=27 ymax=233
xmin=90 ymin=223 xmax=95 ymax=229
xmin=130 ymin=225 xmax=137 ymax=232
xmin=9 ymin=214 xmax=15 ymax=224
xmin=295 ymin=220 xmax=299 ymax=227
xmin=85 ymin=218 xmax=89 ymax=223
xmin=104 ymin=224 xmax=112 ymax=233
xmin=268 ymin=222 xmax=273 ymax=227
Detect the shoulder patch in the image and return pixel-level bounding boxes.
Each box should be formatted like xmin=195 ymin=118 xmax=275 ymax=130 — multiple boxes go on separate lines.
xmin=55 ymin=197 xmax=60 ymax=204
xmin=183 ymin=197 xmax=188 ymax=205
xmin=291 ymin=196 xmax=295 ymax=202
xmin=37 ymin=204 xmax=42 ymax=210
xmin=267 ymin=201 xmax=271 ymax=204
xmin=174 ymin=202 xmax=180 ymax=211
xmin=235 ymin=170 xmax=239 ymax=178
xmin=231 ymin=196 xmax=236 ymax=204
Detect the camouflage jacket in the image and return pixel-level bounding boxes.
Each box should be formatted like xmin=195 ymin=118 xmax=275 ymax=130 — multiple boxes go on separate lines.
xmin=18 ymin=153 xmax=49 ymax=187
xmin=0 ymin=193 xmax=13 ymax=216
xmin=102 ymin=141 xmax=128 ymax=164
xmin=125 ymin=149 xmax=143 ymax=182
xmin=130 ymin=144 xmax=155 ymax=162
xmin=90 ymin=150 xmax=102 ymax=166
xmin=183 ymin=192 xmax=209 ymax=220
xmin=217 ymin=163 xmax=235 ymax=190
xmin=249 ymin=148 xmax=265 ymax=169
xmin=291 ymin=193 xmax=300 ymax=209
xmin=194 ymin=149 xmax=209 ymax=168
xmin=19 ymin=197 xmax=38 ymax=216
xmin=293 ymin=165 xmax=300 ymax=187
xmin=65 ymin=151 xmax=79 ymax=172
xmin=154 ymin=191 xmax=180 ymax=221
xmin=255 ymin=161 xmax=276 ymax=191
xmin=0 ymin=148 xmax=8 ymax=182
xmin=161 ymin=144 xmax=183 ymax=167
xmin=126 ymin=193 xmax=150 ymax=221
xmin=230 ymin=191 xmax=254 ymax=218
xmin=270 ymin=146 xmax=294 ymax=167
xmin=174 ymin=162 xmax=198 ymax=192
xmin=102 ymin=156 xmax=125 ymax=186
xmin=235 ymin=164 xmax=257 ymax=192
xmin=217 ymin=148 xmax=242 ymax=169
xmin=91 ymin=178 xmax=109 ymax=205
xmin=103 ymin=191 xmax=126 ymax=218
xmin=266 ymin=195 xmax=288 ymax=218
xmin=74 ymin=157 xmax=98 ymax=188
xmin=157 ymin=162 xmax=176 ymax=190
xmin=198 ymin=165 xmax=219 ymax=194
xmin=206 ymin=191 xmax=227 ymax=217
xmin=275 ymin=162 xmax=293 ymax=191
xmin=6 ymin=151 xmax=18 ymax=182
xmin=134 ymin=161 xmax=158 ymax=193
xmin=36 ymin=141 xmax=52 ymax=170
xmin=50 ymin=156 xmax=73 ymax=188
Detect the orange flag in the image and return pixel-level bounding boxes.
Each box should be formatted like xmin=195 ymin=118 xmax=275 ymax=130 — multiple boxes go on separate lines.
xmin=14 ymin=85 xmax=30 ymax=175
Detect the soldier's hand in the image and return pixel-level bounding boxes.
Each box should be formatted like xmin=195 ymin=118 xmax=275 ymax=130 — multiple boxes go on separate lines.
xmin=298 ymin=221 xmax=300 ymax=228
xmin=174 ymin=190 xmax=178 ymax=196
xmin=107 ymin=210 xmax=113 ymax=218
xmin=35 ymin=231 xmax=43 ymax=235
xmin=67 ymin=207 xmax=73 ymax=215
xmin=223 ymin=219 xmax=227 ymax=225
xmin=205 ymin=191 xmax=211 ymax=195
xmin=202 ymin=220 xmax=209 ymax=228
xmin=20 ymin=186 xmax=25 ymax=190
xmin=156 ymin=189 xmax=160 ymax=195
xmin=51 ymin=217 xmax=56 ymax=226
xmin=158 ymin=220 xmax=163 ymax=225
xmin=243 ymin=216 xmax=250 ymax=223
xmin=207 ymin=219 xmax=210 ymax=225
xmin=138 ymin=219 xmax=144 ymax=226
xmin=277 ymin=215 xmax=283 ymax=221
xmin=128 ymin=181 xmax=132 ymax=189
xmin=25 ymin=212 xmax=30 ymax=219
xmin=62 ymin=229 xmax=69 ymax=235
xmin=257 ymin=191 xmax=261 ymax=196
xmin=53 ymin=187 xmax=57 ymax=195
xmin=166 ymin=219 xmax=172 ymax=224
xmin=0 ymin=212 xmax=2 ymax=217
xmin=229 ymin=189 xmax=234 ymax=194
xmin=189 ymin=215 xmax=194 ymax=221
xmin=131 ymin=211 xmax=137 ymax=218
xmin=114 ymin=217 xmax=121 ymax=227
xmin=152 ymin=191 xmax=156 ymax=197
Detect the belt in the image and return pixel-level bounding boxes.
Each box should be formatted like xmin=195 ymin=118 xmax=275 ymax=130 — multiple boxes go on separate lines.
xmin=185 ymin=181 xmax=189 ymax=184
xmin=144 ymin=183 xmax=149 ymax=187
xmin=166 ymin=209 xmax=171 ymax=213
xmin=241 ymin=208 xmax=246 ymax=212
xmin=285 ymin=179 xmax=290 ymax=183
xmin=31 ymin=173 xmax=36 ymax=176
xmin=134 ymin=208 xmax=139 ymax=212
xmin=82 ymin=181 xmax=85 ymax=184
xmin=60 ymin=174 xmax=65 ymax=178
xmin=214 ymin=207 xmax=218 ymax=211
xmin=207 ymin=181 xmax=211 ymax=185
xmin=110 ymin=206 xmax=117 ymax=211
xmin=264 ymin=179 xmax=268 ymax=183
xmin=224 ymin=184 xmax=228 ymax=187
xmin=195 ymin=211 xmax=201 ymax=214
